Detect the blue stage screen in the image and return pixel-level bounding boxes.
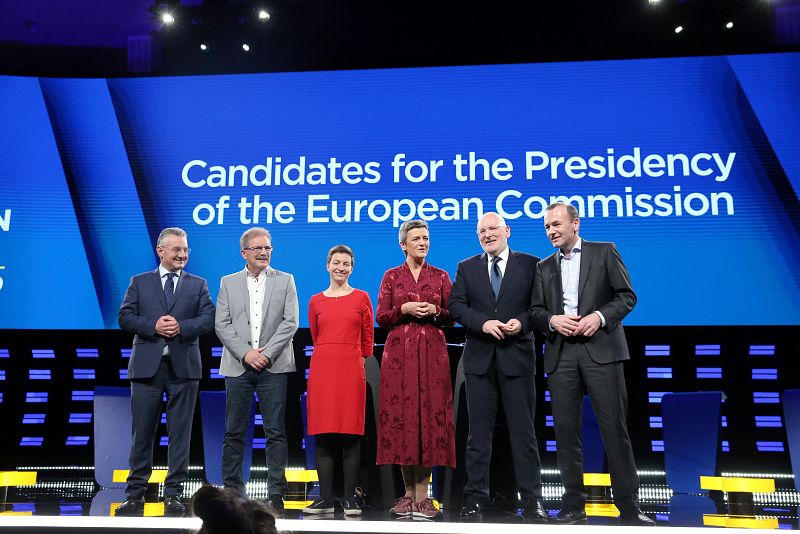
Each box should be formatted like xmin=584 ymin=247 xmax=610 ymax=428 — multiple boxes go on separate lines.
xmin=1 ymin=53 xmax=798 ymax=328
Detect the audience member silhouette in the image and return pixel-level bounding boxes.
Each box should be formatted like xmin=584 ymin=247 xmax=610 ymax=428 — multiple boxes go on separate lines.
xmin=192 ymin=485 xmax=277 ymax=534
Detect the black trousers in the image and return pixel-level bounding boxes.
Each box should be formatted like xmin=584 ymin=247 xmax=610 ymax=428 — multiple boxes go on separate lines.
xmin=314 ymin=433 xmax=361 ymax=501
xmin=126 ymin=357 xmax=198 ymax=498
xmin=548 ymin=341 xmax=639 ymax=511
xmin=463 ymin=356 xmax=543 ymax=505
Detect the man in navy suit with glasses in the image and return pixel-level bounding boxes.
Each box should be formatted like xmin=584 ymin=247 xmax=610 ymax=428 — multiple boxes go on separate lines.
xmin=116 ymin=227 xmax=215 ymax=517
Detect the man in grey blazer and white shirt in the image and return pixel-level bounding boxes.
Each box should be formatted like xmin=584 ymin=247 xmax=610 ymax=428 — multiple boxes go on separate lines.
xmin=215 ymin=227 xmax=299 ymax=515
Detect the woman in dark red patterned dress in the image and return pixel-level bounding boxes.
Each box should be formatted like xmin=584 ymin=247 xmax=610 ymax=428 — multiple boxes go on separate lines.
xmin=376 ymin=220 xmax=455 ymax=519
xmin=304 ymin=244 xmax=374 ymax=517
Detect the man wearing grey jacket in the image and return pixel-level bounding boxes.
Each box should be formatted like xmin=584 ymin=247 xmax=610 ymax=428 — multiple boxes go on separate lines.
xmin=215 ymin=227 xmax=299 ymax=516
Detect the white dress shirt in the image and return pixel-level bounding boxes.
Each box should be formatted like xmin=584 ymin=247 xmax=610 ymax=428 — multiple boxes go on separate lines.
xmin=557 ymin=238 xmax=606 ymax=327
xmin=158 ymin=265 xmax=181 ymax=354
xmin=486 ymin=245 xmax=510 ymax=280
xmin=559 ymin=238 xmax=582 ymax=317
xmin=246 ymin=266 xmax=269 ymax=350
xmin=158 ymin=265 xmax=181 ymax=290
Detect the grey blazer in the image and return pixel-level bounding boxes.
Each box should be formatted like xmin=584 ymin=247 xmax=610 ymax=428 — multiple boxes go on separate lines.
xmin=215 ymin=267 xmax=299 ymax=377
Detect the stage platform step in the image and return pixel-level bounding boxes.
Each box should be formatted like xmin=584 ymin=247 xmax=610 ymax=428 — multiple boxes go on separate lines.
xmin=0 ymin=473 xmax=37 ymax=488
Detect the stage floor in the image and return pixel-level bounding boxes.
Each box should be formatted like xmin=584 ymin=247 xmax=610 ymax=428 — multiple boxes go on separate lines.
xmin=3 ymin=517 xmax=786 ymax=534
xmin=0 ymin=468 xmax=798 ymax=532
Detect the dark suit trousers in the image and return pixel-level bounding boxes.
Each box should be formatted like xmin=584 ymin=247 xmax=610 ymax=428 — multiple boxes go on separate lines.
xmin=127 ymin=357 xmax=199 ymax=498
xmin=464 ymin=357 xmax=543 ymax=505
xmin=547 ymin=341 xmax=639 ymax=511
xmin=222 ymin=368 xmax=288 ymax=497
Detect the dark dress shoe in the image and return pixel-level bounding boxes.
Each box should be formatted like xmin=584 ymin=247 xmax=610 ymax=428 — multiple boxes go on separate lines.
xmin=265 ymin=495 xmax=285 ymax=518
xmin=620 ymin=510 xmax=656 ymax=526
xmin=550 ymin=508 xmax=587 ymax=525
xmin=164 ymin=495 xmax=186 ymax=517
xmin=459 ymin=501 xmax=483 ymax=521
xmin=115 ymin=497 xmax=144 ymax=517
xmin=521 ymin=499 xmax=548 ymax=523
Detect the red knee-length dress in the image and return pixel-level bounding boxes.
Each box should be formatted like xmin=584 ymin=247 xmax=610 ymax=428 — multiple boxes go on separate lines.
xmin=307 ymin=289 xmax=374 ymax=435
xmin=375 ymin=263 xmax=456 ymax=467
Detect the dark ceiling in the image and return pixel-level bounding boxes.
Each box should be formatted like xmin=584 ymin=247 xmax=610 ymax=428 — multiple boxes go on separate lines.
xmin=0 ymin=0 xmax=798 ymax=77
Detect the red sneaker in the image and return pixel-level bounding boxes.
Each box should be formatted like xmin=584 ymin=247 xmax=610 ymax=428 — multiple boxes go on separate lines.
xmin=414 ymin=498 xmax=443 ymax=519
xmin=389 ymin=496 xmax=415 ymax=516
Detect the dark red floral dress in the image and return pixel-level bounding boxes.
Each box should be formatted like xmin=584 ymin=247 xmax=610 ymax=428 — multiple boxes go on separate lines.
xmin=375 ymin=262 xmax=456 ymax=467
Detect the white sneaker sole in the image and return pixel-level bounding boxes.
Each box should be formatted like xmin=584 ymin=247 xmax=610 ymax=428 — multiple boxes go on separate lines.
xmin=412 ymin=511 xmax=442 ymax=519
xmin=391 ymin=510 xmax=414 ymax=517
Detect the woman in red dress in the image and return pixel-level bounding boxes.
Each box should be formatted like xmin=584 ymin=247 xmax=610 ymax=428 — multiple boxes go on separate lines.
xmin=304 ymin=244 xmax=374 ymax=516
xmin=376 ymin=220 xmax=455 ymax=519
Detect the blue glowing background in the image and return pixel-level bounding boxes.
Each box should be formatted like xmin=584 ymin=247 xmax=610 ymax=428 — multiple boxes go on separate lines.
xmin=1 ymin=53 xmax=798 ymax=328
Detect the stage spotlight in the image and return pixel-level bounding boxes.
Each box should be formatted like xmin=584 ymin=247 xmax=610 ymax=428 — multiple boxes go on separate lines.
xmin=162 ymin=12 xmax=175 ymax=25
xmin=648 ymin=0 xmax=661 ymax=4
xmin=258 ymin=9 xmax=271 ymax=21
xmin=725 ymin=21 xmax=734 ymax=29
xmin=674 ymin=25 xmax=683 ymax=34
xmin=242 ymin=43 xmax=251 ymax=52
xmin=200 ymin=43 xmax=208 ymax=51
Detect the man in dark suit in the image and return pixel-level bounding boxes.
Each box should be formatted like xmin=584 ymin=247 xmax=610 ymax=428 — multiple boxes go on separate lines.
xmin=115 ymin=227 xmax=215 ymax=517
xmin=449 ymin=212 xmax=547 ymax=523
xmin=530 ymin=202 xmax=654 ymax=526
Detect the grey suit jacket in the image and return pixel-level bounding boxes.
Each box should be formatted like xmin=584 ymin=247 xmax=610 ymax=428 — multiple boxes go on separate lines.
xmin=215 ymin=267 xmax=299 ymax=377
xmin=530 ymin=240 xmax=636 ymax=374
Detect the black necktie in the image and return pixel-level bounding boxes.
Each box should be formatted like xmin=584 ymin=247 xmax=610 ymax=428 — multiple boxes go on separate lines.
xmin=491 ymin=256 xmax=502 ymax=299
xmin=164 ymin=272 xmax=176 ymax=308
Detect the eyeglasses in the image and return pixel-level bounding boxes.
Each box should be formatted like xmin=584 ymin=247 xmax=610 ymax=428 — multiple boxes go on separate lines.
xmin=476 ymin=225 xmax=503 ymax=236
xmin=160 ymin=247 xmax=191 ymax=255
xmin=244 ymin=246 xmax=273 ymax=253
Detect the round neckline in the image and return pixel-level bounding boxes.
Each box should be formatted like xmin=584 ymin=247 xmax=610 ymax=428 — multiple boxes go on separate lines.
xmin=322 ymin=288 xmax=356 ymax=298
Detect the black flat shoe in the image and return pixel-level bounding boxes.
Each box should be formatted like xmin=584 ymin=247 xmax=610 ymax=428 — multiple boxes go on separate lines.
xmin=302 ymin=499 xmax=336 ymax=514
xmin=549 ymin=508 xmax=587 ymax=525
xmin=342 ymin=497 xmax=362 ymax=516
xmin=114 ymin=497 xmax=144 ymax=517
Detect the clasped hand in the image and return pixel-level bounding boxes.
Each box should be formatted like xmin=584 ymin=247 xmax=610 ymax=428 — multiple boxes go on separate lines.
xmin=156 ymin=315 xmax=181 ymax=338
xmin=401 ymin=301 xmax=437 ymax=318
xmin=550 ymin=313 xmax=601 ymax=337
xmin=244 ymin=346 xmax=271 ymax=371
xmin=481 ymin=318 xmax=522 ymax=340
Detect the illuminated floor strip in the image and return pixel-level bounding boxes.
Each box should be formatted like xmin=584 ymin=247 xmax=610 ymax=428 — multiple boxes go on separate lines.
xmin=0 ymin=517 xmax=783 ymax=533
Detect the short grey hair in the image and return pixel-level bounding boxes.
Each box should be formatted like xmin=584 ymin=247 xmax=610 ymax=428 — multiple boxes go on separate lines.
xmin=240 ymin=227 xmax=271 ymax=250
xmin=157 ymin=227 xmax=187 ymax=248
xmin=476 ymin=211 xmax=507 ymax=230
xmin=398 ymin=219 xmax=429 ymax=244
xmin=546 ymin=202 xmax=579 ymax=220
xmin=327 ymin=244 xmax=354 ymax=266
